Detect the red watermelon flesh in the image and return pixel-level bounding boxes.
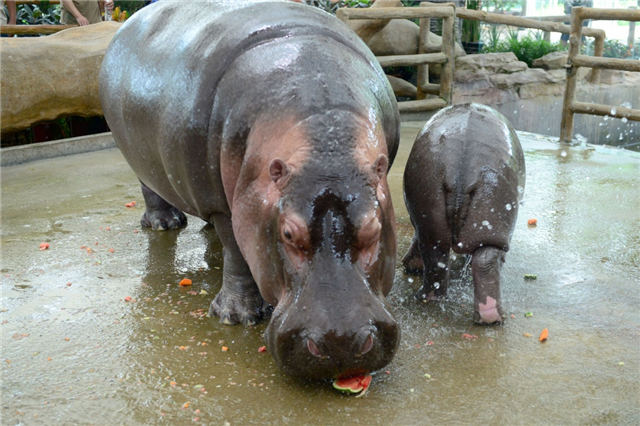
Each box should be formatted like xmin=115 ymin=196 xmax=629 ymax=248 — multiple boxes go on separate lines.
xmin=332 ymin=374 xmax=372 ymax=394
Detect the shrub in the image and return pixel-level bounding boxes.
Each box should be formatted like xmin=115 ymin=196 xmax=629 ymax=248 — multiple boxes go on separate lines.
xmin=482 ymin=31 xmax=567 ymax=67
xmin=17 ymin=3 xmax=60 ymax=25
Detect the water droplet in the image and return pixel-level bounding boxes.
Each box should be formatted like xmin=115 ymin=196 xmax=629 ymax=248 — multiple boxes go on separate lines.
xmin=621 ymin=117 xmax=628 ymax=123
xmin=457 ymin=242 xmax=464 ymax=248
xmin=408 ymin=278 xmax=414 ymax=283
xmin=610 ymin=107 xmax=617 ymax=115
xmin=505 ymin=203 xmax=512 ymax=211
xmin=561 ymin=150 xmax=567 ymax=157
xmin=433 ymin=282 xmax=440 ymax=289
xmin=437 ymin=262 xmax=446 ymax=269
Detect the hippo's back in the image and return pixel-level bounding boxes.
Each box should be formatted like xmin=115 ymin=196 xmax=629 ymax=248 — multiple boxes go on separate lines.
xmin=100 ymin=0 xmax=396 ymax=221
xmin=405 ymin=104 xmax=525 ymax=252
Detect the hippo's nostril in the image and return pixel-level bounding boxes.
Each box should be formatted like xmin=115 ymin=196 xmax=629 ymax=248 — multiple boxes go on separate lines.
xmin=358 ymin=333 xmax=374 ymax=357
xmin=306 ymin=338 xmax=323 ymax=358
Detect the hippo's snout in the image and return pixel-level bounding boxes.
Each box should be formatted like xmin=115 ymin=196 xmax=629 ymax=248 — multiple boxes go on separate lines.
xmin=266 ymin=300 xmax=399 ymax=380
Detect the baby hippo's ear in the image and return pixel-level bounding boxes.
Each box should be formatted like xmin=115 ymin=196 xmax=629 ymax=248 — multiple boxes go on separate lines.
xmin=269 ymin=158 xmax=291 ymax=189
xmin=372 ymin=154 xmax=389 ymax=183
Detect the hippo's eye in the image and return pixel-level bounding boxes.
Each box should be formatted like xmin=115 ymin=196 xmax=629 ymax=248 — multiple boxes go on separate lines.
xmin=283 ymin=230 xmax=292 ymax=240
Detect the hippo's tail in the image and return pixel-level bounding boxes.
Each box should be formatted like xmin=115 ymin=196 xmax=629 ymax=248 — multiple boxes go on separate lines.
xmin=444 ymin=181 xmax=477 ymax=245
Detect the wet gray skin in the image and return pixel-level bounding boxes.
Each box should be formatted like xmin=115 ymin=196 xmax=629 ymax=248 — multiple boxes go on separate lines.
xmin=99 ymin=0 xmax=401 ymax=380
xmin=2 ymin=123 xmax=639 ymax=424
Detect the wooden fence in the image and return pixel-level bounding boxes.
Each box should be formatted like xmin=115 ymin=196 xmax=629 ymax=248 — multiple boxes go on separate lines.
xmin=560 ymin=7 xmax=640 ymax=143
xmin=337 ymin=3 xmax=455 ymax=113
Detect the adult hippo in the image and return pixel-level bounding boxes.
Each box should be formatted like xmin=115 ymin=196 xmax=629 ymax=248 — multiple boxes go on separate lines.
xmin=99 ymin=0 xmax=400 ymax=379
xmin=402 ymin=104 xmax=525 ymax=324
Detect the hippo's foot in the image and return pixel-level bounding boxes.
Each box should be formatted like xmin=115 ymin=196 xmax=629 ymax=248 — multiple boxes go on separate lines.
xmin=139 ymin=181 xmax=187 ymax=230
xmin=414 ymin=285 xmax=447 ymax=303
xmin=472 ymin=246 xmax=505 ymax=325
xmin=141 ymin=208 xmax=187 ymax=230
xmin=209 ymin=277 xmax=266 ymax=326
xmin=473 ymin=296 xmax=504 ymax=325
xmin=402 ymin=235 xmax=424 ymax=275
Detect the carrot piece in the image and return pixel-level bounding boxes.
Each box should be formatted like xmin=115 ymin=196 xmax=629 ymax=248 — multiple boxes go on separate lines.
xmin=539 ymin=328 xmax=549 ymax=342
xmin=179 ymin=278 xmax=192 ymax=286
xmin=39 ymin=242 xmax=50 ymax=250
xmin=258 ymin=346 xmax=267 ymax=353
xmin=221 ymin=346 xmax=229 ymax=352
xmin=124 ymin=296 xmax=132 ymax=302
xmin=125 ymin=201 xmax=136 ymax=208
xmin=527 ymin=218 xmax=538 ymax=226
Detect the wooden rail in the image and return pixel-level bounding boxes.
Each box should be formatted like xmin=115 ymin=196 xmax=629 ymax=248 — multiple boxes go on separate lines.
xmin=0 ymin=24 xmax=75 ymax=35
xmin=337 ymin=4 xmax=456 ymax=113
xmin=560 ymin=7 xmax=640 ymax=143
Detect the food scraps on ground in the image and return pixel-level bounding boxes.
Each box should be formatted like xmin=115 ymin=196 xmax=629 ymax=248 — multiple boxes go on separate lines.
xmin=124 ymin=296 xmax=132 ymax=302
xmin=527 ymin=218 xmax=538 ymax=226
xmin=332 ymin=374 xmax=372 ymax=396
xmin=221 ymin=346 xmax=229 ymax=352
xmin=125 ymin=201 xmax=136 ymax=208
xmin=39 ymin=242 xmax=50 ymax=250
xmin=525 ymin=312 xmax=533 ymax=318
xmin=462 ymin=333 xmax=478 ymax=340
xmin=179 ymin=278 xmax=192 ymax=286
xmin=539 ymin=328 xmax=549 ymax=342
xmin=524 ymin=274 xmax=537 ymax=280
xmin=523 ymin=333 xmax=532 ymax=337
xmin=258 ymin=346 xmax=267 ymax=353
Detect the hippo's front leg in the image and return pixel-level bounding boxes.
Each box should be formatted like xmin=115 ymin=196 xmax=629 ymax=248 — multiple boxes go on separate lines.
xmin=208 ymin=214 xmax=266 ymax=326
xmin=140 ymin=182 xmax=187 ymax=230
xmin=471 ymin=246 xmax=505 ymax=324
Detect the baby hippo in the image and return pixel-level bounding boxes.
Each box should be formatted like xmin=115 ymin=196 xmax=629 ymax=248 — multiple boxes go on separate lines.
xmin=403 ymin=104 xmax=525 ymax=324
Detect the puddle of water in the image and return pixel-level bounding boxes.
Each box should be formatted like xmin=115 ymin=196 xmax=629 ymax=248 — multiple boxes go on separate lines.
xmin=1 ymin=127 xmax=639 ymax=424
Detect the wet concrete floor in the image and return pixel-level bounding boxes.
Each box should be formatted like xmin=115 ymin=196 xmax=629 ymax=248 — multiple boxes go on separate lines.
xmin=1 ymin=122 xmax=639 ymax=424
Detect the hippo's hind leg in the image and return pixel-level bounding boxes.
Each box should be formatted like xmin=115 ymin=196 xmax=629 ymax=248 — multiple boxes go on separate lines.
xmin=208 ymin=213 xmax=266 ymax=326
xmin=140 ymin=182 xmax=187 ymax=230
xmin=471 ymin=246 xmax=505 ymax=324
xmin=415 ymin=239 xmax=450 ymax=302
xmin=402 ymin=234 xmax=424 ymax=275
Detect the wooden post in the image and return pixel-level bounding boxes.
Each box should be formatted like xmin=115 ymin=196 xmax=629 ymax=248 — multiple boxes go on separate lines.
xmin=439 ymin=7 xmax=455 ymax=105
xmin=589 ymin=32 xmax=605 ymax=83
xmin=560 ymin=7 xmax=585 ymax=143
xmin=543 ymin=31 xmax=551 ymax=42
xmin=417 ymin=14 xmax=431 ymax=100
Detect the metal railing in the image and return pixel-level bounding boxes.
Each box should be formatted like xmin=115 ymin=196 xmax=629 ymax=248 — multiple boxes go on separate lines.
xmin=560 ymin=7 xmax=640 ymax=142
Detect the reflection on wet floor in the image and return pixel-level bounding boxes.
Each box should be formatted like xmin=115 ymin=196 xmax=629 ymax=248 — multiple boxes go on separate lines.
xmin=1 ymin=124 xmax=639 ymax=424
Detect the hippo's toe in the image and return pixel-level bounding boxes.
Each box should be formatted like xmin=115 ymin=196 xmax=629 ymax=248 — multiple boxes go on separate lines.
xmin=141 ymin=208 xmax=187 ymax=230
xmin=209 ymin=283 xmax=267 ymax=326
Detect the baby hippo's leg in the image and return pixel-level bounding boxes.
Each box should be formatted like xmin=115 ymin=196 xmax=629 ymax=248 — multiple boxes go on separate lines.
xmin=415 ymin=243 xmax=450 ymax=302
xmin=140 ymin=182 xmax=187 ymax=230
xmin=402 ymin=234 xmax=424 ymax=275
xmin=472 ymin=246 xmax=505 ymax=324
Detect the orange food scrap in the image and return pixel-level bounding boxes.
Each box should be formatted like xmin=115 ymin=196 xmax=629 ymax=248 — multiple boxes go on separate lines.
xmin=170 ymin=381 xmax=177 ymax=388
xmin=178 ymin=346 xmax=187 ymax=351
xmin=66 ymin=282 xmax=72 ymax=287
xmin=108 ymin=248 xmax=115 ymax=253
xmin=64 ymin=337 xmax=70 ymax=342
xmin=539 ymin=328 xmax=549 ymax=342
xmin=527 ymin=218 xmax=538 ymax=226
xmin=182 ymin=402 xmax=190 ymax=409
xmin=124 ymin=296 xmax=132 ymax=302
xmin=221 ymin=346 xmax=229 ymax=352
xmin=523 ymin=333 xmax=533 ymax=338
xmin=47 ymin=357 xmax=52 ymax=361
xmin=258 ymin=346 xmax=267 ymax=353
xmin=39 ymin=242 xmax=50 ymax=250
xmin=179 ymin=278 xmax=192 ymax=287
xmin=462 ymin=333 xmax=478 ymax=340
xmin=125 ymin=201 xmax=136 ymax=208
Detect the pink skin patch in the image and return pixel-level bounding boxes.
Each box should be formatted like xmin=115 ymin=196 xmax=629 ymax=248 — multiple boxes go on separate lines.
xmin=477 ymin=296 xmax=502 ymax=324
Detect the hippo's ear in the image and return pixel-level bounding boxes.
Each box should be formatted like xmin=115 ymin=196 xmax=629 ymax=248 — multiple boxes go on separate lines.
xmin=269 ymin=158 xmax=291 ymax=188
xmin=372 ymin=154 xmax=389 ymax=181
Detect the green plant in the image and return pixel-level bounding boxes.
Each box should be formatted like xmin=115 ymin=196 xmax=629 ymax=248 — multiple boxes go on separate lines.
xmin=17 ymin=3 xmax=60 ymax=25
xmin=482 ymin=31 xmax=567 ymax=67
xmin=462 ymin=0 xmax=481 ymax=43
xmin=583 ymin=39 xmax=636 ymax=59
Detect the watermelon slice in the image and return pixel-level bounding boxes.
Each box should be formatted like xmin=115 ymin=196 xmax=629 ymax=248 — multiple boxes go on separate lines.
xmin=332 ymin=374 xmax=372 ymax=396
